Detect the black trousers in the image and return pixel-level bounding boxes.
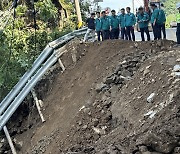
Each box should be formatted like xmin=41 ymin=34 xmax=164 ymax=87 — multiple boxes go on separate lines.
xmin=177 ymin=23 xmax=180 ymax=44
xmin=102 ymin=30 xmax=110 ymax=41
xmin=96 ymin=31 xmax=102 ymax=41
xmin=121 ymin=27 xmax=128 ymax=40
xmin=140 ymin=27 xmax=150 ymax=41
xmin=160 ymin=23 xmax=166 ymax=39
xmin=152 ymin=23 xmax=161 ymax=40
xmin=111 ymin=28 xmax=119 ymax=39
xmin=126 ymin=26 xmax=135 ymax=41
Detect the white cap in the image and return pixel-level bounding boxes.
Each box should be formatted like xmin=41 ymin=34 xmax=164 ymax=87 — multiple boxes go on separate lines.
xmin=177 ymin=2 xmax=180 ymax=9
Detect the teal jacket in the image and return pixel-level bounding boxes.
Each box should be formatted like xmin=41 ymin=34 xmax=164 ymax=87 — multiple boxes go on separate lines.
xmin=137 ymin=12 xmax=149 ymax=28
xmin=110 ymin=15 xmax=119 ymax=29
xmin=125 ymin=13 xmax=136 ymax=27
xmin=101 ymin=16 xmax=110 ymax=30
xmin=119 ymin=13 xmax=126 ymax=28
xmin=95 ymin=18 xmax=101 ymax=31
xmin=157 ymin=9 xmax=166 ymax=24
xmin=151 ymin=8 xmax=159 ymax=24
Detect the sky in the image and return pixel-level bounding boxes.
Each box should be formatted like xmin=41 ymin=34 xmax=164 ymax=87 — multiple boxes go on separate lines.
xmin=98 ymin=0 xmax=144 ymax=12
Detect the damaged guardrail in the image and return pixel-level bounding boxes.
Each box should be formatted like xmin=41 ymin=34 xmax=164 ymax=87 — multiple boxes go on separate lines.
xmin=0 ymin=27 xmax=88 ymax=154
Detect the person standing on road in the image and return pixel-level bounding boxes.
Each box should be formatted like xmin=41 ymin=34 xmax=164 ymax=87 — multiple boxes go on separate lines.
xmin=176 ymin=3 xmax=180 ymax=45
xmin=137 ymin=7 xmax=150 ymax=41
xmin=150 ymin=4 xmax=161 ymax=40
xmin=119 ymin=8 xmax=128 ymax=40
xmin=95 ymin=12 xmax=102 ymax=41
xmin=159 ymin=4 xmax=166 ymax=39
xmin=110 ymin=10 xmax=120 ymax=39
xmin=83 ymin=13 xmax=96 ymax=42
xmin=101 ymin=11 xmax=110 ymax=40
xmin=125 ymin=7 xmax=136 ymax=41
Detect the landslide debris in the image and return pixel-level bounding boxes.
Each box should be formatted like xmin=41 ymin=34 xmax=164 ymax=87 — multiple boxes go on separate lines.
xmin=0 ymin=39 xmax=179 ymax=154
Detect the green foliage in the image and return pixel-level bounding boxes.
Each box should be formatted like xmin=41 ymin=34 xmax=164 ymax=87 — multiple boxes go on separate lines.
xmin=166 ymin=14 xmax=176 ymax=28
xmin=164 ymin=0 xmax=179 ymax=15
xmin=163 ymin=0 xmax=179 ymax=27
xmin=35 ymin=0 xmax=59 ymax=26
xmin=0 ymin=0 xmax=79 ymax=101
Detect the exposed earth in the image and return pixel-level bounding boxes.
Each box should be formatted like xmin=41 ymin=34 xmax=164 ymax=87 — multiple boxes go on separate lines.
xmin=0 ymin=39 xmax=180 ymax=154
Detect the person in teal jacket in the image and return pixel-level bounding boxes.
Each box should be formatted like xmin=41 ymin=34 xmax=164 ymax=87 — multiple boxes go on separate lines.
xmin=125 ymin=7 xmax=136 ymax=41
xmin=110 ymin=10 xmax=120 ymax=39
xmin=150 ymin=3 xmax=161 ymax=40
xmin=176 ymin=2 xmax=180 ymax=45
xmin=119 ymin=8 xmax=127 ymax=40
xmin=137 ymin=7 xmax=150 ymax=41
xmin=101 ymin=11 xmax=110 ymax=40
xmin=158 ymin=4 xmax=166 ymax=39
xmin=95 ymin=12 xmax=102 ymax=41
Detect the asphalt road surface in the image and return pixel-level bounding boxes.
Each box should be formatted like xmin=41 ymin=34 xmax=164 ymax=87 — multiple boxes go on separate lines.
xmin=135 ymin=28 xmax=177 ymax=42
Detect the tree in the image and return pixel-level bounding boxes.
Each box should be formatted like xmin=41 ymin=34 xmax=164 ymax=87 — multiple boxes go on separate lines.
xmin=164 ymin=0 xmax=179 ymax=15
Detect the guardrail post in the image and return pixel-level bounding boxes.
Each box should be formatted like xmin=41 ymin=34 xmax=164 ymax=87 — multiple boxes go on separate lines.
xmin=3 ymin=126 xmax=17 ymax=154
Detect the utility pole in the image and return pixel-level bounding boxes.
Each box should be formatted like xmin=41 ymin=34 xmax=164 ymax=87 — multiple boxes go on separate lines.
xmin=74 ymin=0 xmax=83 ymax=28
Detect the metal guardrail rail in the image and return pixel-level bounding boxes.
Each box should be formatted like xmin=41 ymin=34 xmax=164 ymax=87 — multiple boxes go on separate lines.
xmin=0 ymin=27 xmax=88 ymax=153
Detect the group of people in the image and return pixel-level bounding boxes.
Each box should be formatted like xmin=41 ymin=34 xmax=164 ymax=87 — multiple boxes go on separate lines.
xmin=83 ymin=3 xmax=180 ymax=45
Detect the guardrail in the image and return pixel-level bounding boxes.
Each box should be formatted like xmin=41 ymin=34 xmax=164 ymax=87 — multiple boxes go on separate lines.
xmin=0 ymin=27 xmax=88 ymax=154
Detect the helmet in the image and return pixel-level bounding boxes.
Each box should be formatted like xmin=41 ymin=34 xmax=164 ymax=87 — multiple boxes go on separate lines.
xmin=177 ymin=2 xmax=180 ymax=9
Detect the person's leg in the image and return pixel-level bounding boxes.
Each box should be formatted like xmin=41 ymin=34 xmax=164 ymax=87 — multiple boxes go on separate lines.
xmin=121 ymin=28 xmax=125 ymax=39
xmin=144 ymin=27 xmax=150 ymax=41
xmin=177 ymin=23 xmax=180 ymax=44
xmin=130 ymin=26 xmax=135 ymax=41
xmin=162 ymin=23 xmax=166 ymax=39
xmin=104 ymin=30 xmax=110 ymax=40
xmin=102 ymin=30 xmax=105 ymax=41
xmin=97 ymin=31 xmax=100 ymax=41
xmin=116 ymin=28 xmax=120 ymax=39
xmin=100 ymin=31 xmax=103 ymax=41
xmin=126 ymin=26 xmax=131 ymax=40
xmin=92 ymin=30 xmax=96 ymax=42
xmin=83 ymin=29 xmax=92 ymax=42
xmin=140 ymin=28 xmax=145 ymax=41
xmin=152 ymin=24 xmax=157 ymax=40
xmin=124 ymin=28 xmax=128 ymax=40
xmin=156 ymin=24 xmax=161 ymax=40
xmin=107 ymin=30 xmax=110 ymax=40
xmin=111 ymin=29 xmax=115 ymax=39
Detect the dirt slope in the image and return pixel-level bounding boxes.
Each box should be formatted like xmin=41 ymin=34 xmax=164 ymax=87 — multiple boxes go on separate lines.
xmin=0 ymin=39 xmax=179 ymax=154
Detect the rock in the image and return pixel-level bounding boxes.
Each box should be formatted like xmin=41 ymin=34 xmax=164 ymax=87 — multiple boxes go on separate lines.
xmin=134 ymin=43 xmax=138 ymax=48
xmin=96 ymin=83 xmax=107 ymax=93
xmin=82 ymin=125 xmax=88 ymax=130
xmin=157 ymin=40 xmax=162 ymax=47
xmin=173 ymin=147 xmax=180 ymax=154
xmin=147 ymin=93 xmax=155 ymax=103
xmin=121 ymin=70 xmax=132 ymax=77
xmin=92 ymin=118 xmax=99 ymax=127
xmin=105 ymin=75 xmax=116 ymax=84
xmin=92 ymin=126 xmax=106 ymax=135
xmin=143 ymin=68 xmax=150 ymax=76
xmin=173 ymin=65 xmax=180 ymax=72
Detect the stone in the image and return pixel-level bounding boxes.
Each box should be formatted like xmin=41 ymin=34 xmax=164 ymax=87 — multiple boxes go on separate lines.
xmin=96 ymin=83 xmax=107 ymax=93
xmin=105 ymin=76 xmax=116 ymax=84
xmin=121 ymin=70 xmax=132 ymax=77
xmin=82 ymin=125 xmax=88 ymax=130
xmin=92 ymin=118 xmax=99 ymax=127
xmin=173 ymin=147 xmax=180 ymax=154
xmin=147 ymin=93 xmax=156 ymax=103
xmin=173 ymin=65 xmax=180 ymax=72
xmin=143 ymin=68 xmax=150 ymax=76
